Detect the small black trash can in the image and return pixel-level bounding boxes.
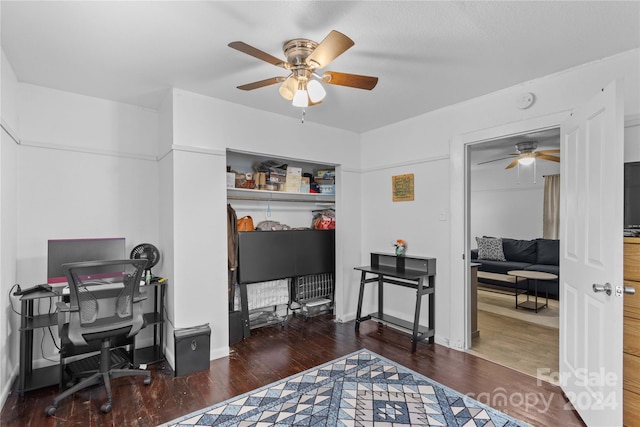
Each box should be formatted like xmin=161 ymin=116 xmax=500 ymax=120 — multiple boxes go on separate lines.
xmin=229 ymin=311 xmax=243 ymax=345
xmin=174 ymin=324 xmax=210 ymax=377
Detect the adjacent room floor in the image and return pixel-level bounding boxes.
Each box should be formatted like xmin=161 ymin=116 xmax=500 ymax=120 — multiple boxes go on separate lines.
xmin=470 ymin=287 xmax=560 ymax=384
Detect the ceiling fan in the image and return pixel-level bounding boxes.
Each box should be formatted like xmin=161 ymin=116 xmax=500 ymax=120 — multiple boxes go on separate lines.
xmin=228 ymin=30 xmax=378 ymax=108
xmin=478 ymin=141 xmax=560 ymax=169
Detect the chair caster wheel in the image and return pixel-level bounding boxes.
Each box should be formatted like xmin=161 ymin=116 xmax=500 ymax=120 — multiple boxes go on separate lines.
xmin=46 ymin=405 xmax=57 ymax=416
xmin=144 ymin=376 xmax=151 ymax=385
xmin=100 ymin=403 xmax=112 ymax=413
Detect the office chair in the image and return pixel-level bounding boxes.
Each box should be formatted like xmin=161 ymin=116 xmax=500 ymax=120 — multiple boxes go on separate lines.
xmin=46 ymin=259 xmax=151 ymax=415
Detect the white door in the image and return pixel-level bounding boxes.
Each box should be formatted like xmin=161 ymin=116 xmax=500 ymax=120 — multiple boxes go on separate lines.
xmin=559 ymin=80 xmax=624 ymax=426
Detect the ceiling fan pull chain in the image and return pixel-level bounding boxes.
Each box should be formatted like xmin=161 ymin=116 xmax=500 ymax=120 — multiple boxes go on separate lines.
xmin=301 ymin=109 xmax=306 ymax=124
xmin=533 ymin=159 xmax=537 ymax=184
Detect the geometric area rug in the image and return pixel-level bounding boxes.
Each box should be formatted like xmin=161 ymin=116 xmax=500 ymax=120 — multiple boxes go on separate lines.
xmin=159 ymin=349 xmax=530 ymax=427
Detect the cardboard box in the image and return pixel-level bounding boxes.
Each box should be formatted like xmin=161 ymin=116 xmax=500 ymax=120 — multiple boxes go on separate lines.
xmin=226 ymin=172 xmax=236 ymax=189
xmin=284 ymin=167 xmax=302 ymax=192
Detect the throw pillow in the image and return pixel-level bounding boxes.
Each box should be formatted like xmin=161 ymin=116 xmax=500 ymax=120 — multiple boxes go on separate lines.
xmin=536 ymin=239 xmax=560 ymax=265
xmin=502 ymin=238 xmax=537 ymax=263
xmin=476 ymin=237 xmax=506 ymax=261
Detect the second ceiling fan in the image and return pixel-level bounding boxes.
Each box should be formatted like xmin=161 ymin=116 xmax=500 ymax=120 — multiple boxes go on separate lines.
xmin=479 ymin=141 xmax=560 ymax=169
xmin=228 ymin=30 xmax=378 ymax=108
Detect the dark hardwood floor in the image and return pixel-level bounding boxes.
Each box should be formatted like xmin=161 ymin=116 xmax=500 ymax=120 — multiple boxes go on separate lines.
xmin=1 ymin=314 xmax=585 ymax=427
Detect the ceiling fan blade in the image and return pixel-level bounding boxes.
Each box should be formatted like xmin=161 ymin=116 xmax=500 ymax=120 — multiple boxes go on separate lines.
xmin=237 ymin=77 xmax=283 ymax=91
xmin=228 ymin=41 xmax=287 ymax=68
xmin=476 ymin=152 xmax=519 ymax=165
xmin=322 ymin=71 xmax=378 ymax=90
xmin=477 ymin=156 xmax=514 ymax=165
xmin=538 ymin=149 xmax=561 ymax=154
xmin=305 ymin=30 xmax=354 ymax=69
xmin=536 ymin=153 xmax=561 ymax=162
xmin=505 ymin=158 xmax=520 ymax=169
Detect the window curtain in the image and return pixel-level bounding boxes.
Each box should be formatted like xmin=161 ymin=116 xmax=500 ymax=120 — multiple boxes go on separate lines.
xmin=543 ymin=174 xmax=560 ymax=239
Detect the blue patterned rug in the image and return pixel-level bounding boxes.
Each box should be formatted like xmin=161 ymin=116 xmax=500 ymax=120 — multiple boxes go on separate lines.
xmin=160 ymin=349 xmax=529 ymax=426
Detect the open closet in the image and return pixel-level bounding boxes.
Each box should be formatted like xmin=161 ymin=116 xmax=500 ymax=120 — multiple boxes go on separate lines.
xmin=226 ymin=150 xmax=337 ymax=341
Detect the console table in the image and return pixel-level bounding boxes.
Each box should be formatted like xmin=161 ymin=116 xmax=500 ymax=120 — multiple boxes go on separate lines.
xmin=355 ymin=253 xmax=436 ymax=352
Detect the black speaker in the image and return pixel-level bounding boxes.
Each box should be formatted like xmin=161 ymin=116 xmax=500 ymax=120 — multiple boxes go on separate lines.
xmin=174 ymin=324 xmax=210 ymax=377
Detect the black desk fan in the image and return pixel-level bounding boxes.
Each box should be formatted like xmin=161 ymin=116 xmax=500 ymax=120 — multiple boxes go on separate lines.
xmin=130 ymin=243 xmax=160 ymax=282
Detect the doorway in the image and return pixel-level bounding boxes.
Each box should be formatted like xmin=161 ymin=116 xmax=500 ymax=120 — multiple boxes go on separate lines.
xmin=465 ymin=128 xmax=561 ymax=382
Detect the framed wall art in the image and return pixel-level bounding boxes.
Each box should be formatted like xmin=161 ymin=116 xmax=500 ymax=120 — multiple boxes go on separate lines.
xmin=392 ymin=173 xmax=414 ymax=202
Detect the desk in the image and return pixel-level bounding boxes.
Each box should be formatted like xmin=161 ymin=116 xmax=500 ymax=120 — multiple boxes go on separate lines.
xmin=17 ymin=280 xmax=166 ymax=394
xmin=355 ymin=253 xmax=436 ymax=352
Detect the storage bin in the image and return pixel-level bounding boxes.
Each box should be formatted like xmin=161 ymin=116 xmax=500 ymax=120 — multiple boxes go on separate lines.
xmin=174 ymin=324 xmax=210 ymax=377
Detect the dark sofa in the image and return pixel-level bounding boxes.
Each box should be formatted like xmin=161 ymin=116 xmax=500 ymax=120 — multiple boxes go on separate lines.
xmin=471 ymin=237 xmax=559 ymax=298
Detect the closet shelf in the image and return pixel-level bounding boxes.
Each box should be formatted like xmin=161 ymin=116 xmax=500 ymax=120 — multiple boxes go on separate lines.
xmin=227 ymin=188 xmax=335 ymax=204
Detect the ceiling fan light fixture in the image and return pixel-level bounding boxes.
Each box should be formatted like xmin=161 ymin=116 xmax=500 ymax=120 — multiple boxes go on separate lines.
xmin=518 ymin=157 xmax=535 ymax=166
xmin=279 ymin=76 xmax=297 ymax=101
xmin=292 ymin=82 xmax=309 ymax=107
xmin=307 ymin=79 xmax=326 ymax=103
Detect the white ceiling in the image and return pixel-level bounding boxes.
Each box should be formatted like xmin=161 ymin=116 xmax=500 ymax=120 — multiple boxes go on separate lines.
xmin=1 ymin=1 xmax=639 ymax=134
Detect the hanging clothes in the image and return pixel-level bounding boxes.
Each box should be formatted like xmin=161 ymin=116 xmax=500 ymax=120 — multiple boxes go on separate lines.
xmin=227 ymin=203 xmax=239 ymax=311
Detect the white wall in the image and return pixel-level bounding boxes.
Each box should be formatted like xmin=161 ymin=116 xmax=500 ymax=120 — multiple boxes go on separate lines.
xmin=362 ymin=49 xmax=640 ymax=349
xmin=357 ymin=126 xmax=452 ymax=341
xmin=16 ymin=84 xmax=161 ymax=282
xmin=157 ymin=92 xmax=175 ymax=366
xmin=0 ymin=50 xmax=20 ymax=411
xmin=470 ymin=159 xmax=560 ymax=241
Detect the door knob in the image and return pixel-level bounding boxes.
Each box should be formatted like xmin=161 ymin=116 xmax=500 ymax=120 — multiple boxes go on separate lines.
xmin=592 ymin=283 xmax=612 ymax=296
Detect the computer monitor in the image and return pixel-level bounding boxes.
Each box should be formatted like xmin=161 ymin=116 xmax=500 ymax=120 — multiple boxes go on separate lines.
xmin=47 ymin=238 xmax=126 ymax=284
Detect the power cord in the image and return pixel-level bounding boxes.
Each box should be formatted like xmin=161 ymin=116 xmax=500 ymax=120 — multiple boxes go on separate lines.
xmin=38 ymin=293 xmax=60 ymax=360
xmin=41 ymin=328 xmax=60 ymax=362
xmin=163 ymin=304 xmax=175 ymax=330
xmin=44 ymin=296 xmax=61 ymax=353
xmin=8 ymin=284 xmax=34 ymax=319
xmin=11 ymin=284 xmax=60 ymax=359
